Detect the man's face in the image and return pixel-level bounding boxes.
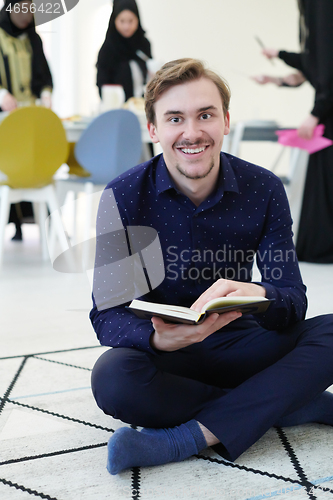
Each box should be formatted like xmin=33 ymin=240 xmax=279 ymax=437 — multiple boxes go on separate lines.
xmin=148 ymin=77 xmax=230 ymax=185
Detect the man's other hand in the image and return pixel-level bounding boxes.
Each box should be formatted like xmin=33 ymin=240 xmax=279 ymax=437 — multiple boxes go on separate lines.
xmin=191 ymin=279 xmax=266 ymax=314
xmin=297 ymin=114 xmax=319 ymax=140
xmin=150 ymin=310 xmax=241 ymax=352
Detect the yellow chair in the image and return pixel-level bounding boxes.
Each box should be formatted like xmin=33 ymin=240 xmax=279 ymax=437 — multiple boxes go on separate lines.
xmin=66 ymin=141 xmax=91 ymax=177
xmin=0 ymin=106 xmax=70 ymax=267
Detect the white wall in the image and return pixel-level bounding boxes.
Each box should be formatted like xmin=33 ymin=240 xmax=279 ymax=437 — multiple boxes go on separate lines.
xmin=1 ymin=0 xmax=314 ymax=164
xmin=140 ymin=0 xmax=314 ymax=126
xmin=40 ymin=0 xmax=314 ymax=129
xmin=0 ymin=0 xmax=314 ymax=124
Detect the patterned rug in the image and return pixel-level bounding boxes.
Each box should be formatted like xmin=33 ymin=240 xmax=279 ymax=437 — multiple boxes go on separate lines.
xmin=1 ymin=346 xmax=333 ymax=500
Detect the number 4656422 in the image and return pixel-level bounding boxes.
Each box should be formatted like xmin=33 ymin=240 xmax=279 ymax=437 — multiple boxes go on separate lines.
xmin=6 ymin=3 xmax=61 ymax=14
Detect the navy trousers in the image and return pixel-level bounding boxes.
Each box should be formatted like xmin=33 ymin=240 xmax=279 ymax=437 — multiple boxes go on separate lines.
xmin=91 ymin=315 xmax=333 ymax=461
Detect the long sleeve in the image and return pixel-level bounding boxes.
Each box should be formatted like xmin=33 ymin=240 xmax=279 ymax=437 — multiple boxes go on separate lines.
xmin=89 ymin=228 xmax=157 ymax=354
xmin=90 ymin=300 xmax=156 ymax=353
xmin=30 ymin=34 xmax=53 ymax=98
xmin=96 ymin=41 xmax=117 ymax=90
xmin=278 ymin=51 xmax=304 ymax=73
xmin=279 ymin=0 xmax=333 ymax=121
xmin=309 ymin=0 xmax=333 ymax=120
xmin=89 ymin=183 xmax=159 ymax=354
xmin=252 ymin=181 xmax=307 ymax=330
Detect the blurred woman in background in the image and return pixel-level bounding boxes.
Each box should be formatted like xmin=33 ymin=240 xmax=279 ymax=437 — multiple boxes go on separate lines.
xmin=96 ymin=0 xmax=152 ymax=102
xmin=253 ymin=0 xmax=333 ymax=263
xmin=0 ymin=0 xmax=53 ymax=240
xmin=0 ymin=0 xmax=52 ymax=111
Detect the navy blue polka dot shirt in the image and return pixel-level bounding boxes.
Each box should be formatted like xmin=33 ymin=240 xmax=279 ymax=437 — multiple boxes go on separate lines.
xmin=90 ymin=152 xmax=307 ymax=354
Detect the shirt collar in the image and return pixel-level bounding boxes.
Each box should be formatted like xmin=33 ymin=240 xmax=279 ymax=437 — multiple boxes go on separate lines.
xmin=155 ymin=155 xmax=175 ymax=196
xmin=155 ymin=152 xmax=240 ymax=201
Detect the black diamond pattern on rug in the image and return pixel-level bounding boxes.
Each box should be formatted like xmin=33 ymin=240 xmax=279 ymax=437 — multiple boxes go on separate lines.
xmin=1 ymin=347 xmax=333 ymax=499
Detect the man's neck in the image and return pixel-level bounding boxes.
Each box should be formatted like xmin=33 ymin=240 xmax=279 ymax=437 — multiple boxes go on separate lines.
xmin=171 ymin=168 xmax=220 ymax=207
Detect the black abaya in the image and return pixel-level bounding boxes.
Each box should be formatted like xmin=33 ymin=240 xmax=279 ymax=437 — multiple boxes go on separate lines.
xmin=0 ymin=0 xmax=53 ymax=101
xmin=96 ymin=0 xmax=151 ymax=101
xmin=279 ymin=0 xmax=333 ymax=263
xmin=0 ymin=0 xmax=53 ymax=238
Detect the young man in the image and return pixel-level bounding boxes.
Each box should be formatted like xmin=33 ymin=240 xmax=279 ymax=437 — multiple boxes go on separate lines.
xmin=90 ymin=58 xmax=333 ymax=475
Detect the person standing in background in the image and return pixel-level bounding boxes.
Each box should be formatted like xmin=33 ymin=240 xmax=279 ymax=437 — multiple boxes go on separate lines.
xmin=0 ymin=0 xmax=52 ymax=111
xmin=253 ymin=0 xmax=333 ymax=263
xmin=0 ymin=0 xmax=53 ymax=240
xmin=96 ymin=0 xmax=152 ymax=102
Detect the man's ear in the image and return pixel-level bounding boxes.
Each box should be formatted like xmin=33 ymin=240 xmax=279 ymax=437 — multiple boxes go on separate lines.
xmin=224 ymin=111 xmax=230 ymax=136
xmin=147 ymin=122 xmax=160 ymax=143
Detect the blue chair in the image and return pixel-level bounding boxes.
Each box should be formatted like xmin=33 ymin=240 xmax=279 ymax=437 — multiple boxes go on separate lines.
xmin=56 ymin=109 xmax=142 ymax=244
xmin=75 ymin=108 xmax=142 ymax=184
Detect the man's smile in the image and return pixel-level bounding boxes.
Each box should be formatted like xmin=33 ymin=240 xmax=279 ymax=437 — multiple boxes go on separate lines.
xmin=175 ymin=141 xmax=212 ymax=158
xmin=180 ymin=146 xmax=208 ymax=155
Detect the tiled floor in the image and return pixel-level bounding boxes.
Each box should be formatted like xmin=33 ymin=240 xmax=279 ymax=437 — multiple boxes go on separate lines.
xmin=1 ymin=223 xmax=333 ymax=500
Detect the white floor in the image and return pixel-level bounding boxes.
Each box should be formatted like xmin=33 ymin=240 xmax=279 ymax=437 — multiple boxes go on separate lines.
xmin=1 ymin=223 xmax=333 ymax=500
xmin=0 ymin=224 xmax=96 ymax=359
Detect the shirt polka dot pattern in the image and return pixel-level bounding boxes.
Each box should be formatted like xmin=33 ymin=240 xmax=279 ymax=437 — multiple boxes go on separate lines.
xmin=90 ymin=153 xmax=307 ymax=353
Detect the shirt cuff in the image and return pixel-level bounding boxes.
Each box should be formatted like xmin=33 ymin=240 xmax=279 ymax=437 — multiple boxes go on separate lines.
xmin=252 ymin=281 xmax=281 ymax=305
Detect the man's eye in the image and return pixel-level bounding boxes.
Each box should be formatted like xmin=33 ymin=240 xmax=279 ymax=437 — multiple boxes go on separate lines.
xmin=201 ymin=113 xmax=212 ymax=120
xmin=170 ymin=117 xmax=181 ymax=123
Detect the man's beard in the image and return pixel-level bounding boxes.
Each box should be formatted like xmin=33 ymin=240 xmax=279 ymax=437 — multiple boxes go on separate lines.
xmin=175 ymin=159 xmax=215 ymax=180
xmin=173 ymin=138 xmax=216 ymax=179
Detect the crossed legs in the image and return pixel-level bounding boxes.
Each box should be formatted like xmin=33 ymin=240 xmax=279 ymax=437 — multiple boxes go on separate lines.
xmin=91 ymin=315 xmax=333 ymax=473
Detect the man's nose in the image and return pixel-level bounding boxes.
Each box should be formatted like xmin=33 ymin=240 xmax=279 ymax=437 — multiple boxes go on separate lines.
xmin=182 ymin=120 xmax=202 ymax=141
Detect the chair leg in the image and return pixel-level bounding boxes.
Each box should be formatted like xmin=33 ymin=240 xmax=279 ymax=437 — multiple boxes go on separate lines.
xmin=269 ymin=146 xmax=286 ymax=174
xmin=229 ymin=121 xmax=246 ymax=157
xmin=45 ymin=185 xmax=69 ymax=260
xmin=0 ymin=186 xmax=11 ymax=269
xmin=38 ymin=201 xmax=49 ymax=260
xmin=285 ymin=149 xmax=309 ymax=242
xmin=81 ymin=182 xmax=95 ymax=270
xmin=71 ymin=190 xmax=78 ymax=246
xmin=83 ymin=182 xmax=94 ymax=243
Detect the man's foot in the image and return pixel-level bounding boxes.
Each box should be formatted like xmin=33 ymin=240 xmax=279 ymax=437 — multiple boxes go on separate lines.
xmin=276 ymin=391 xmax=333 ymax=427
xmin=107 ymin=420 xmax=207 ymax=475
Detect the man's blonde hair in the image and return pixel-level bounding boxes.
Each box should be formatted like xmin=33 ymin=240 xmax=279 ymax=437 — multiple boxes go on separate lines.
xmin=145 ymin=58 xmax=231 ymax=125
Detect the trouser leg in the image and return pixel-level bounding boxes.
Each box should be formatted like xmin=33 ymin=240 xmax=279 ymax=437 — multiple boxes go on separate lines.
xmin=91 ymin=347 xmax=226 ymax=428
xmin=195 ymin=314 xmax=333 ymax=460
xmin=92 ymin=314 xmax=333 ymax=461
xmin=9 ymin=204 xmax=22 ymax=240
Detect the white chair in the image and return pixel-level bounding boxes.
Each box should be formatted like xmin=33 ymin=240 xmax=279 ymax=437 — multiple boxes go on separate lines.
xmin=226 ymin=119 xmax=308 ymax=241
xmin=226 ymin=119 xmax=280 ymax=157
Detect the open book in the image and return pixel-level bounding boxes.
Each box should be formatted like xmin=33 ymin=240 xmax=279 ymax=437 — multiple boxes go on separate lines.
xmin=127 ymin=296 xmax=273 ymax=325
